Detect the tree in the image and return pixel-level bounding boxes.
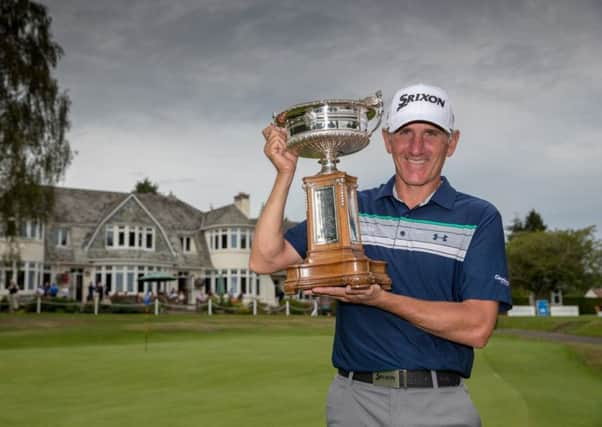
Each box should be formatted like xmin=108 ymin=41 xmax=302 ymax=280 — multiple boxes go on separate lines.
xmin=507 ymin=209 xmax=546 ymax=240
xmin=506 ymin=226 xmax=602 ymax=300
xmin=134 ymin=178 xmax=159 ymax=194
xmin=0 ymin=1 xmax=72 ymax=240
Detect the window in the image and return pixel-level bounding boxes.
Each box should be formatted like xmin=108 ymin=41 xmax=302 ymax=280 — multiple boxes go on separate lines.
xmin=239 ymin=231 xmax=245 ymax=249
xmin=231 ymin=269 xmax=239 ymax=295
xmin=106 ymin=226 xmax=114 ymax=247
xmin=209 ymin=228 xmax=252 ymax=251
xmin=105 ymin=225 xmax=155 ymax=251
xmin=56 ymin=228 xmax=69 ymax=247
xmin=127 ymin=266 xmax=135 ymax=293
xmin=241 ymin=269 xmax=247 ymax=294
xmin=146 ymin=228 xmax=153 ymax=249
xmin=115 ymin=267 xmax=124 ymax=293
xmin=221 ymin=229 xmax=228 ymax=249
xmin=19 ymin=222 xmax=27 ymax=238
xmin=27 ymin=262 xmax=36 ymax=290
xmin=230 ymin=228 xmax=238 ymax=249
xmin=118 ymin=226 xmax=125 ymax=247
xmin=180 ymin=236 xmax=192 ymax=253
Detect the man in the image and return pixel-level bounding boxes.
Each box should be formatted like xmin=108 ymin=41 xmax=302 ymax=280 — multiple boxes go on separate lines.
xmin=250 ymin=83 xmax=512 ymax=427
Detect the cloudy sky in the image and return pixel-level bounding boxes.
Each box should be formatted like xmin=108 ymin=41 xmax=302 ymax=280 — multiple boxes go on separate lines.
xmin=43 ymin=0 xmax=602 ymax=233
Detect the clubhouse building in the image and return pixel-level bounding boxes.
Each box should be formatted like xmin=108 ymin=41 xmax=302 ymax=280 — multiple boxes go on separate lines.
xmin=0 ymin=188 xmax=290 ymax=305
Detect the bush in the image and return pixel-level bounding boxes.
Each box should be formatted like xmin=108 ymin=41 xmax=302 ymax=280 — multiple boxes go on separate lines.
xmin=287 ymin=298 xmax=312 ymax=315
xmin=107 ymin=295 xmax=147 ymax=313
xmin=511 ymin=296 xmax=530 ymax=306
xmin=562 ymin=297 xmax=602 ymax=315
xmin=37 ymin=297 xmax=80 ymax=313
xmin=0 ymin=295 xmax=8 ymax=312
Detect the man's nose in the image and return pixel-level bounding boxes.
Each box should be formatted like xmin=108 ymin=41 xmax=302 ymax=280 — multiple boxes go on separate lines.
xmin=408 ymin=135 xmax=425 ymax=155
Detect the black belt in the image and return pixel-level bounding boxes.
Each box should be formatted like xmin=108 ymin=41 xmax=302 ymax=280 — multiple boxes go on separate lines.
xmin=338 ymin=368 xmax=461 ymax=389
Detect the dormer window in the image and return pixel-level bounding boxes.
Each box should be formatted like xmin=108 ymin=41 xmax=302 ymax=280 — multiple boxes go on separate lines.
xmin=180 ymin=236 xmax=194 ymax=253
xmin=105 ymin=225 xmax=155 ymax=251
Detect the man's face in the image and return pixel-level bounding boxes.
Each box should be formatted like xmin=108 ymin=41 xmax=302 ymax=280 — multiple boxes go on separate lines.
xmin=382 ymin=122 xmax=459 ymax=189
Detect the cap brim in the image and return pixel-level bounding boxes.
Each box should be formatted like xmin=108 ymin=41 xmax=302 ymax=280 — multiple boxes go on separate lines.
xmin=389 ymin=119 xmax=452 ymax=134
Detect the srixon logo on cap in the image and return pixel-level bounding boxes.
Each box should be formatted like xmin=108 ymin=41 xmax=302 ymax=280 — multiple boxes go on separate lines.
xmin=397 ymin=93 xmax=445 ymax=111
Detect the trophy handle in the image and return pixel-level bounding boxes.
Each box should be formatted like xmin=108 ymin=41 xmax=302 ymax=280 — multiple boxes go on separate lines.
xmin=363 ymin=90 xmax=383 ymax=137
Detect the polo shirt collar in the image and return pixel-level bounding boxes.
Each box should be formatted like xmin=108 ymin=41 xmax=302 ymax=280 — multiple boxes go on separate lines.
xmin=376 ymin=175 xmax=457 ymax=210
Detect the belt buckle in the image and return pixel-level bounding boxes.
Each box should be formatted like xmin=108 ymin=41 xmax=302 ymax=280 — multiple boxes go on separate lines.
xmin=372 ymin=370 xmax=407 ymax=388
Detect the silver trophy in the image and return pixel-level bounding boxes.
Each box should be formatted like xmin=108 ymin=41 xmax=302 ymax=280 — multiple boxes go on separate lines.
xmin=274 ymin=91 xmax=383 ymax=173
xmin=272 ymin=91 xmax=391 ymax=295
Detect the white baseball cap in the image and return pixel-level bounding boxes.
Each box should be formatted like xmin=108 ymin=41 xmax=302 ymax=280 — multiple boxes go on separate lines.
xmin=385 ymin=83 xmax=454 ymax=134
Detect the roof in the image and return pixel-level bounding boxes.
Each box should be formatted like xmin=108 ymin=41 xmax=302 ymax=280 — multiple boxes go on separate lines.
xmin=51 ymin=187 xmax=206 ymax=231
xmin=135 ymin=193 xmax=203 ymax=230
xmin=201 ymin=203 xmax=253 ymax=228
xmin=52 ymin=187 xmax=126 ymax=224
xmin=587 ymin=288 xmax=602 ymax=298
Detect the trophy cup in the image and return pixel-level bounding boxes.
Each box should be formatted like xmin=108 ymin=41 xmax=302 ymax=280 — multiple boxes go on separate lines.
xmin=274 ymin=91 xmax=392 ymax=295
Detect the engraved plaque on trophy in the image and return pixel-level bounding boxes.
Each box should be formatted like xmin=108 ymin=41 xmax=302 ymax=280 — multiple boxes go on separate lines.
xmin=274 ymin=92 xmax=392 ymax=295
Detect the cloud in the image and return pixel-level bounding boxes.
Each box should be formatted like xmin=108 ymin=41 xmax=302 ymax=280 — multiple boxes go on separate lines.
xmin=42 ymin=0 xmax=602 ymax=234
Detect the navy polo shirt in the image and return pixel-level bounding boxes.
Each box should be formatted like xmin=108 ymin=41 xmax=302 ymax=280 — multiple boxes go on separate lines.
xmin=284 ymin=176 xmax=512 ymax=378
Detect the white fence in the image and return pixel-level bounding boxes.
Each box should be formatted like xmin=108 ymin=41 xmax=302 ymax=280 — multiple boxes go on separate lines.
xmin=507 ymin=305 xmax=536 ymax=317
xmin=507 ymin=305 xmax=581 ymax=317
xmin=0 ymin=295 xmax=321 ymax=317
xmin=550 ymin=305 xmax=580 ymax=316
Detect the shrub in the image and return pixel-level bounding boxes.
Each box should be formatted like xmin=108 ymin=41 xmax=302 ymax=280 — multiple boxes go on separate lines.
xmin=37 ymin=297 xmax=80 ymax=313
xmin=562 ymin=297 xmax=602 ymax=315
xmin=0 ymin=295 xmax=8 ymax=312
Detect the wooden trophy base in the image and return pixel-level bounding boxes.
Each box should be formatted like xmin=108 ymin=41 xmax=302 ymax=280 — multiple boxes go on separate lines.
xmin=284 ymin=251 xmax=392 ymax=295
xmin=283 ymin=171 xmax=392 ymax=295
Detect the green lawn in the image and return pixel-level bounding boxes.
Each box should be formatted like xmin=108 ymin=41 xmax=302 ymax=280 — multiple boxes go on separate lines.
xmin=496 ymin=315 xmax=602 ymax=337
xmin=0 ymin=314 xmax=600 ymax=427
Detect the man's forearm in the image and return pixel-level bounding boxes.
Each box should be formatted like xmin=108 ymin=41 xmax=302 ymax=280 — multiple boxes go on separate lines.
xmin=249 ymin=172 xmax=295 ymax=273
xmin=375 ymin=293 xmax=498 ymax=348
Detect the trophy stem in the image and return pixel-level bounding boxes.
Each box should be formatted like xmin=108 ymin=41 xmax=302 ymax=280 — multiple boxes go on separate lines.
xmin=318 ymin=151 xmax=340 ymax=174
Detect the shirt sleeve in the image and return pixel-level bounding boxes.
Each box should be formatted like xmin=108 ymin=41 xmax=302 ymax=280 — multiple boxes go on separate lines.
xmin=459 ymin=207 xmax=512 ymax=312
xmin=284 ymin=220 xmax=308 ymax=259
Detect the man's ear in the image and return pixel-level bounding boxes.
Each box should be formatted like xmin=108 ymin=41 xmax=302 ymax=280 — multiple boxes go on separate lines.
xmin=447 ymin=130 xmax=460 ymax=157
xmin=382 ymin=129 xmax=392 ymax=154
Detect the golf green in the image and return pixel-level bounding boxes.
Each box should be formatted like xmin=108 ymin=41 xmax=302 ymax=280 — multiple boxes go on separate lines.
xmin=0 ymin=314 xmax=600 ymax=426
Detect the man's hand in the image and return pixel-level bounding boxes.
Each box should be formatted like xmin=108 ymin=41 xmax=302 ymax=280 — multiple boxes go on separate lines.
xmin=262 ymin=124 xmax=298 ymax=176
xmin=306 ymin=284 xmax=388 ymax=307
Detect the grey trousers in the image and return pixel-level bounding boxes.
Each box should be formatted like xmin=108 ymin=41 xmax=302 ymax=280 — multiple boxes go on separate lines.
xmin=326 ymin=373 xmax=482 ymax=427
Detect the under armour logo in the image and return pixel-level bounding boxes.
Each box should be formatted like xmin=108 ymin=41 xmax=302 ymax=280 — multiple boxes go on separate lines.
xmin=433 ymin=233 xmax=448 ymax=242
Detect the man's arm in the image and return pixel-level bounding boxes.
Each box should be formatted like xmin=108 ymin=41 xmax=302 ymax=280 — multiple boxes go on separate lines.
xmin=249 ymin=125 xmax=303 ymax=274
xmin=310 ymin=286 xmax=498 ymax=348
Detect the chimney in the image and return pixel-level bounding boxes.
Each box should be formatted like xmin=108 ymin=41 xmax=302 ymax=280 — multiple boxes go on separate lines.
xmin=234 ymin=192 xmax=250 ymax=217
